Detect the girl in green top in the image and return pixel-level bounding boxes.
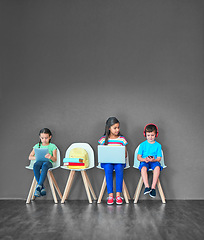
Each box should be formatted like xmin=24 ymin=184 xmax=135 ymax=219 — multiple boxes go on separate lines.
xmin=29 ymin=128 xmax=57 ymax=197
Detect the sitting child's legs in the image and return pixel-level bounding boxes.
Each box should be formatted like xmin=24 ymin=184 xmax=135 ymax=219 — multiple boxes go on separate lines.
xmin=151 ymin=165 xmax=160 ymax=189
xmin=141 ymin=166 xmax=149 ymax=188
xmin=140 ymin=164 xmax=151 ymax=195
xmin=38 ymin=161 xmax=53 ymax=186
xmin=149 ymin=165 xmax=161 ymax=198
xmin=140 ymin=162 xmax=162 ymax=197
xmin=103 ymin=163 xmax=114 ymax=196
xmin=33 ymin=161 xmax=53 ymax=197
xmin=33 ymin=161 xmax=43 ymax=197
xmin=114 ymin=164 xmax=125 ymax=196
xmin=33 ymin=161 xmax=43 ymax=183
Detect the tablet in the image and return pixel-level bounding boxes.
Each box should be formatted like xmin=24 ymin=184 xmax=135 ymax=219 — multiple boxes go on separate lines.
xmin=35 ymin=148 xmax=49 ymax=161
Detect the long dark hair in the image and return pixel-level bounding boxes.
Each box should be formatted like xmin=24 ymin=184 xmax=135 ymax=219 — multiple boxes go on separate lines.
xmin=104 ymin=117 xmax=121 ymax=145
xmin=38 ymin=128 xmax=52 ymax=148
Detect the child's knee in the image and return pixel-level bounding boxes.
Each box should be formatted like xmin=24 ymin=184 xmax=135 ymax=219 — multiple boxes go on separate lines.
xmin=141 ymin=166 xmax=148 ymax=172
xmin=152 ymin=162 xmax=162 ymax=172
xmin=42 ymin=162 xmax=51 ymax=170
xmin=153 ymin=166 xmax=160 ymax=172
xmin=33 ymin=162 xmax=41 ymax=170
xmin=114 ymin=164 xmax=124 ymax=173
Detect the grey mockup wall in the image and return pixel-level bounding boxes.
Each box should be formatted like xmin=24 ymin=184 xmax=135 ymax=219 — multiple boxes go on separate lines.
xmin=0 ymin=0 xmax=203 ymax=200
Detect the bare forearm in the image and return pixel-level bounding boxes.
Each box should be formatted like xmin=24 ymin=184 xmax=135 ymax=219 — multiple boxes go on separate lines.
xmin=153 ymin=157 xmax=161 ymax=162
xmin=137 ymin=155 xmax=146 ymax=162
xmin=29 ymin=149 xmax=35 ymax=160
xmin=29 ymin=155 xmax=35 ymax=160
xmin=50 ymin=156 xmax=57 ymax=162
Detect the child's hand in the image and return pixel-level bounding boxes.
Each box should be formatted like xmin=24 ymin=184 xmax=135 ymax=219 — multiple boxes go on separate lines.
xmin=145 ymin=157 xmax=150 ymax=163
xmin=45 ymin=153 xmax=52 ymax=159
xmin=147 ymin=156 xmax=155 ymax=162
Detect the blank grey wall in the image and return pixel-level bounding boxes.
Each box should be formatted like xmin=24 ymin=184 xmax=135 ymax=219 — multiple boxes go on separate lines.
xmin=0 ymin=0 xmax=203 ymax=200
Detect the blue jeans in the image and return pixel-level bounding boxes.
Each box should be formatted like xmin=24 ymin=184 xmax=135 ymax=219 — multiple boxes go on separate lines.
xmin=102 ymin=163 xmax=125 ymax=194
xmin=33 ymin=161 xmax=53 ymax=186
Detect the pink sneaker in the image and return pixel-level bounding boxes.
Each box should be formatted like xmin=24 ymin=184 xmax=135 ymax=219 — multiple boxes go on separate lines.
xmin=116 ymin=196 xmax=123 ymax=205
xmin=107 ymin=196 xmax=114 ymax=205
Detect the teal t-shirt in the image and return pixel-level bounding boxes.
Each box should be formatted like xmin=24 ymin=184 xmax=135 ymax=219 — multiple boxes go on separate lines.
xmin=33 ymin=143 xmax=57 ymax=163
xmin=138 ymin=140 xmax=162 ymax=159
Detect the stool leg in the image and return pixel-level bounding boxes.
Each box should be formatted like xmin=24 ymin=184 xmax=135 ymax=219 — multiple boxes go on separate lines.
xmin=61 ymin=170 xmax=75 ymax=203
xmin=123 ymin=180 xmax=131 ymax=200
xmin=122 ymin=180 xmax=129 ymax=203
xmin=134 ymin=176 xmax=143 ymax=203
xmin=26 ymin=176 xmax=37 ymax=204
xmin=49 ymin=171 xmax=62 ymax=199
xmin=157 ymin=178 xmax=166 ymax=204
xmin=47 ymin=171 xmax=58 ymax=204
xmin=97 ymin=175 xmax=107 ymax=204
xmin=31 ymin=178 xmax=38 ymax=201
xmin=84 ymin=171 xmax=97 ymax=200
xmin=81 ymin=171 xmax=92 ymax=203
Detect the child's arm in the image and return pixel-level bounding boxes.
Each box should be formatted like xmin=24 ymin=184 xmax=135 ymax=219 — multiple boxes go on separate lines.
xmin=137 ymin=154 xmax=149 ymax=163
xmin=125 ymin=146 xmax=127 ymax=158
xmin=29 ymin=149 xmax=35 ymax=161
xmin=45 ymin=149 xmax=57 ymax=162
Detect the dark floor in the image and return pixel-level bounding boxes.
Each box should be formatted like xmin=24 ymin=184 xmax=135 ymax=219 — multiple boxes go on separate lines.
xmin=0 ymin=200 xmax=204 ymax=240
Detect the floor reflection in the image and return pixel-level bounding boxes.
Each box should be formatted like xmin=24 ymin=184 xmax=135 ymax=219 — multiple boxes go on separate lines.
xmin=1 ymin=200 xmax=204 ymax=240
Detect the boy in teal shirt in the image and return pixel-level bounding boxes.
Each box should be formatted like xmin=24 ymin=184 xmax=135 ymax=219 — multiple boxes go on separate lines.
xmin=137 ymin=124 xmax=162 ymax=198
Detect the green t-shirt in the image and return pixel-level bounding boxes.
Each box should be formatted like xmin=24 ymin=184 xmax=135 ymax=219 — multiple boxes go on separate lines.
xmin=33 ymin=143 xmax=57 ymax=162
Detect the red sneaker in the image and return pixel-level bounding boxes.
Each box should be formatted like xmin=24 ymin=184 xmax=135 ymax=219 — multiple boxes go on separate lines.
xmin=107 ymin=196 xmax=114 ymax=205
xmin=116 ymin=196 xmax=123 ymax=205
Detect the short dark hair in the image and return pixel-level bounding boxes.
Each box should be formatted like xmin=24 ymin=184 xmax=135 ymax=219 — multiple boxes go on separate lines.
xmin=145 ymin=124 xmax=157 ymax=134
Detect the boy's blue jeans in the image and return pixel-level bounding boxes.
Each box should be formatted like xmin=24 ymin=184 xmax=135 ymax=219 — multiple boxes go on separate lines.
xmin=103 ymin=163 xmax=125 ymax=194
xmin=33 ymin=161 xmax=53 ymax=186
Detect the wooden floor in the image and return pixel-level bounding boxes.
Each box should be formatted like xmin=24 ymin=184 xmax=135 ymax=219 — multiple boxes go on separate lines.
xmin=0 ymin=200 xmax=204 ymax=240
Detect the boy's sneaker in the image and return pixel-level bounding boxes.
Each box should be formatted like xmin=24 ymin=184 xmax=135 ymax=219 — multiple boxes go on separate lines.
xmin=40 ymin=187 xmax=46 ymax=196
xmin=149 ymin=189 xmax=156 ymax=198
xmin=144 ymin=187 xmax=151 ymax=195
xmin=34 ymin=184 xmax=42 ymax=197
xmin=116 ymin=196 xmax=123 ymax=205
xmin=107 ymin=196 xmax=114 ymax=205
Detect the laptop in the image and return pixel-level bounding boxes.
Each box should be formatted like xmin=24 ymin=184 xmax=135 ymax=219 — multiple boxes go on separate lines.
xmin=35 ymin=148 xmax=49 ymax=161
xmin=98 ymin=145 xmax=126 ymax=164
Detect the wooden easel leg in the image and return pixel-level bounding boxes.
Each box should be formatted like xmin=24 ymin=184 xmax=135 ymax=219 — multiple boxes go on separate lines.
xmin=26 ymin=176 xmax=37 ymax=204
xmin=97 ymin=175 xmax=107 ymax=204
xmin=49 ymin=171 xmax=62 ymax=199
xmin=134 ymin=176 xmax=143 ymax=203
xmin=47 ymin=171 xmax=58 ymax=204
xmin=81 ymin=171 xmax=92 ymax=203
xmin=84 ymin=171 xmax=97 ymax=200
xmin=157 ymin=178 xmax=166 ymax=204
xmin=61 ymin=170 xmax=75 ymax=203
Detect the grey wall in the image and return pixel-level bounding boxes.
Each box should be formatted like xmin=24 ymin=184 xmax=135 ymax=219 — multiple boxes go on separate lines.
xmin=0 ymin=0 xmax=204 ymax=200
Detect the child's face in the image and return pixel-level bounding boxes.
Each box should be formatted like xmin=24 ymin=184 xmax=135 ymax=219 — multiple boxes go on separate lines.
xmin=146 ymin=131 xmax=156 ymax=143
xmin=109 ymin=123 xmax=120 ymax=137
xmin=39 ymin=133 xmax=51 ymax=145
